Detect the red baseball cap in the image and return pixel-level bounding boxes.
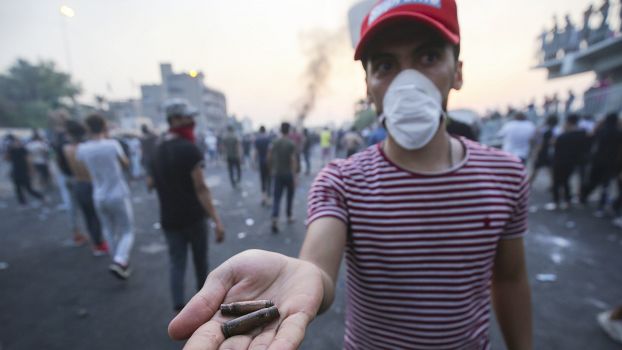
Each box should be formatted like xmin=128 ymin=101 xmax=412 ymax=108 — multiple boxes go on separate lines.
xmin=354 ymin=0 xmax=460 ymax=60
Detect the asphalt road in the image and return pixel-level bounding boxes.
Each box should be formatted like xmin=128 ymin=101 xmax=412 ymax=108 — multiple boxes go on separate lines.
xmin=1 ymin=156 xmax=621 ymax=349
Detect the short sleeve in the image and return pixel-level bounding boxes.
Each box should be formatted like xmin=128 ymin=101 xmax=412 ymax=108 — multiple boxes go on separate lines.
xmin=305 ymin=161 xmax=349 ymax=227
xmin=113 ymin=140 xmax=125 ymax=158
xmin=501 ymin=168 xmax=529 ymax=240
xmin=184 ymin=143 xmax=204 ymax=172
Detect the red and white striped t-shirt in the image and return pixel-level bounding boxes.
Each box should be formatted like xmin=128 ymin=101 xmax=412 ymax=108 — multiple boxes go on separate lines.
xmin=307 ymin=138 xmax=529 ymax=350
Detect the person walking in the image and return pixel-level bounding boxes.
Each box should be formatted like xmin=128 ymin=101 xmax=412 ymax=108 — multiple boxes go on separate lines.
xmin=581 ymin=112 xmax=622 ymax=216
xmin=148 ymin=99 xmax=225 ymax=312
xmin=301 ymin=128 xmax=313 ymax=174
xmin=254 ymin=126 xmax=272 ymax=206
xmin=549 ymin=114 xmax=590 ymax=210
xmin=497 ymin=112 xmax=536 ymax=163
xmin=63 ymin=120 xmax=108 ymax=255
xmin=269 ymin=122 xmax=297 ymax=233
xmin=529 ymin=115 xmax=558 ymax=184
xmin=52 ymin=122 xmax=88 ymax=246
xmin=77 ymin=114 xmax=135 ymax=279
xmin=222 ymin=126 xmax=242 ymax=188
xmin=4 ymin=134 xmax=45 ymax=207
xmin=170 ymin=2 xmax=533 ymax=349
xmin=319 ymin=127 xmax=332 ymax=165
xmin=26 ymin=131 xmax=52 ymax=190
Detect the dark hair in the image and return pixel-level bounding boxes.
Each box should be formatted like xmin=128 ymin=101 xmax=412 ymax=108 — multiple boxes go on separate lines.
xmin=566 ymin=114 xmax=580 ymax=125
xmin=546 ymin=115 xmax=559 ymax=127
xmin=65 ymin=120 xmax=86 ymax=142
xmin=259 ymin=126 xmax=266 ymax=133
xmin=227 ymin=125 xmax=234 ymax=132
xmin=280 ymin=122 xmax=291 ymax=135
xmin=85 ymin=114 xmax=106 ymax=134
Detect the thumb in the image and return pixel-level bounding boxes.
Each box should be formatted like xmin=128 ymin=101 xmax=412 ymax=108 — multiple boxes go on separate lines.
xmin=168 ymin=263 xmax=234 ymax=340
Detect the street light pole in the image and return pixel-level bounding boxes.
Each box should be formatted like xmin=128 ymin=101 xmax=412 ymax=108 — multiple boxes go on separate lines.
xmin=59 ymin=5 xmax=77 ymax=111
xmin=59 ymin=5 xmax=75 ymax=74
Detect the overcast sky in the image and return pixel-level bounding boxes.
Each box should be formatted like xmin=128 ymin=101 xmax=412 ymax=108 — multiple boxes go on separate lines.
xmin=1 ymin=0 xmax=614 ymax=127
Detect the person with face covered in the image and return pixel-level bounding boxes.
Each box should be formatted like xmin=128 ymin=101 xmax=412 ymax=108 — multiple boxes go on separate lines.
xmin=148 ymin=99 xmax=225 ymax=312
xmin=168 ymin=1 xmax=532 ymax=349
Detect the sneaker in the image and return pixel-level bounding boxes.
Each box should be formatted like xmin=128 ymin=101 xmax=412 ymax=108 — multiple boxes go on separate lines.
xmin=93 ymin=242 xmax=109 ymax=256
xmin=598 ymin=311 xmax=622 ymax=344
xmin=109 ymin=262 xmax=131 ymax=280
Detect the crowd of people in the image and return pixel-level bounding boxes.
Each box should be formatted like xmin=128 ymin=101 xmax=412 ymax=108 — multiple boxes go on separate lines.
xmin=3 ymin=1 xmax=622 ymax=346
xmin=498 ymin=110 xmax=622 ymax=229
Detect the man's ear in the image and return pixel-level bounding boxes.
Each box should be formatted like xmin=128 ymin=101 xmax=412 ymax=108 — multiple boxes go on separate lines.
xmin=452 ymin=60 xmax=463 ymax=91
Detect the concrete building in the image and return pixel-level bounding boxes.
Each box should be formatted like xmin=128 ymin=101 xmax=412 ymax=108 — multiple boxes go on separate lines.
xmin=140 ymin=63 xmax=228 ymax=131
xmin=140 ymin=84 xmax=165 ymax=127
xmin=535 ymin=5 xmax=622 ymax=117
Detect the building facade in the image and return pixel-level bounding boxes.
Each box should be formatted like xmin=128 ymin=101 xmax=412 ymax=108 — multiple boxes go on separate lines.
xmin=139 ymin=63 xmax=228 ymax=131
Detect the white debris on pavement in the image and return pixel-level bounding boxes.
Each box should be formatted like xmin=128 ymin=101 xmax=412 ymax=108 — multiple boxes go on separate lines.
xmin=153 ymin=222 xmax=162 ymax=230
xmin=536 ymin=274 xmax=558 ymax=282
xmin=139 ymin=242 xmax=167 ymax=254
xmin=550 ymin=253 xmax=563 ymax=265
xmin=245 ymin=218 xmax=255 ymax=227
xmin=0 ymin=262 xmax=9 ymax=270
xmin=237 ymin=232 xmax=247 ymax=239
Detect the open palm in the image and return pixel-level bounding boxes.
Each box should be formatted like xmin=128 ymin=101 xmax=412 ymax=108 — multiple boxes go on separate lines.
xmin=169 ymin=249 xmax=324 ymax=350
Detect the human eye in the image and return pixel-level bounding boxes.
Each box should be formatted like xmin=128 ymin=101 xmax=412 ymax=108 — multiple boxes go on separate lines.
xmin=371 ymin=58 xmax=395 ymax=76
xmin=419 ymin=49 xmax=443 ymax=66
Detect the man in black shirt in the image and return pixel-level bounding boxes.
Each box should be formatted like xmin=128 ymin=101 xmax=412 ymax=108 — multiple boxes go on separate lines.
xmin=551 ymin=114 xmax=590 ymax=209
xmin=148 ymin=99 xmax=225 ymax=312
xmin=4 ymin=134 xmax=45 ymax=206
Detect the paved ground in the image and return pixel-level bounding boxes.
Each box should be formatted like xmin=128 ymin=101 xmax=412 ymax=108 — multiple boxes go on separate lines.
xmin=1 ymin=156 xmax=622 ymax=350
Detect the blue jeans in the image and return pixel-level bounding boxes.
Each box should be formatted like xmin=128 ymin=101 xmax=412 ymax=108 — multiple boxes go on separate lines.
xmin=163 ymin=220 xmax=208 ymax=309
xmin=272 ymin=174 xmax=294 ymax=219
xmin=73 ymin=181 xmax=103 ymax=245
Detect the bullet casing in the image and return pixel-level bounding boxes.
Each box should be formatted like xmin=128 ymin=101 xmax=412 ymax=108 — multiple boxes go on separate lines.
xmin=220 ymin=300 xmax=274 ymax=316
xmin=221 ymin=305 xmax=280 ymax=338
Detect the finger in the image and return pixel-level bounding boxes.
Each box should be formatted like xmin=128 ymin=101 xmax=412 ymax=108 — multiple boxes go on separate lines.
xmin=169 ymin=263 xmax=234 ymax=340
xmin=247 ymin=320 xmax=279 ymax=350
xmin=182 ymin=320 xmax=225 ymax=350
xmin=267 ymin=312 xmax=312 ymax=350
xmin=219 ymin=335 xmax=253 ymax=350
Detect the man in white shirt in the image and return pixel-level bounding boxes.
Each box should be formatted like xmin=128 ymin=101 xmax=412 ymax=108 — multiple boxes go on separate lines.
xmin=498 ymin=112 xmax=537 ymax=163
xmin=77 ymin=114 xmax=134 ymax=280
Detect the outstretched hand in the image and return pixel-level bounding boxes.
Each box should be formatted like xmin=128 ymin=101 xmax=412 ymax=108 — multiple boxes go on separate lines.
xmin=168 ymin=249 xmax=324 ymax=350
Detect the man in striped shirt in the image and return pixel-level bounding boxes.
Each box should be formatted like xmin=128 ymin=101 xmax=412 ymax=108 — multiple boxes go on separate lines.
xmin=168 ymin=1 xmax=533 ymax=349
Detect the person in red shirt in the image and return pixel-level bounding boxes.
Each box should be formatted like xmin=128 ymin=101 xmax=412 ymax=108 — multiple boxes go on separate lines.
xmin=168 ymin=1 xmax=532 ymax=349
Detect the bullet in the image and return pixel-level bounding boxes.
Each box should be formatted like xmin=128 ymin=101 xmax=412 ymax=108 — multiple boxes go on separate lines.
xmin=220 ymin=300 xmax=274 ymax=316
xmin=221 ymin=305 xmax=280 ymax=338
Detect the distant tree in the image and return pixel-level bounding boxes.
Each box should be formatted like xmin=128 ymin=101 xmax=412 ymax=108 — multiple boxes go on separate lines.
xmin=0 ymin=59 xmax=81 ymax=128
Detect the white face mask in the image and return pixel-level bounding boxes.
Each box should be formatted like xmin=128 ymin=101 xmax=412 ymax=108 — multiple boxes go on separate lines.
xmin=381 ymin=69 xmax=443 ymax=150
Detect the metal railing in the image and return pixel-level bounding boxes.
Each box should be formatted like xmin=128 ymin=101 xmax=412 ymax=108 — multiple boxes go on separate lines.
xmin=581 ymin=84 xmax=622 ymax=116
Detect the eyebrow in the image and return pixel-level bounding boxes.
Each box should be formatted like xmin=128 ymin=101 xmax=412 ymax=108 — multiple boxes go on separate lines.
xmin=368 ymin=39 xmax=447 ymax=62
